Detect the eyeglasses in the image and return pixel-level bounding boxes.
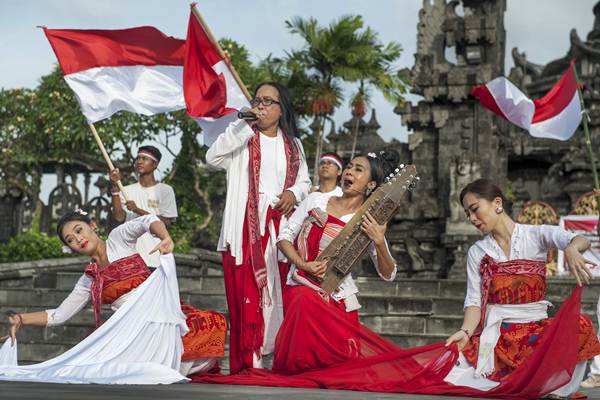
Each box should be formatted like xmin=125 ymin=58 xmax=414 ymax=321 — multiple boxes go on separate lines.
xmin=251 ymin=97 xmax=280 ymax=107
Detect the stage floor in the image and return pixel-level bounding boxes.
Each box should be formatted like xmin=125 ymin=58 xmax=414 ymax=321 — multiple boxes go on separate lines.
xmin=0 ymin=382 xmax=599 ymax=400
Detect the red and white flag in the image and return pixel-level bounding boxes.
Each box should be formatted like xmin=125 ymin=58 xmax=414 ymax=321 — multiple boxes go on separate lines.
xmin=43 ymin=26 xmax=186 ymax=123
xmin=183 ymin=10 xmax=249 ymax=146
xmin=471 ymin=61 xmax=581 ymax=140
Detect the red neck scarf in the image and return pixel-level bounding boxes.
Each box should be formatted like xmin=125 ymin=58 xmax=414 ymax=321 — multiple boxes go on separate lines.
xmin=477 ymin=255 xmax=546 ymax=332
xmin=246 ymin=127 xmax=300 ymax=306
xmin=84 ymin=253 xmax=150 ymax=327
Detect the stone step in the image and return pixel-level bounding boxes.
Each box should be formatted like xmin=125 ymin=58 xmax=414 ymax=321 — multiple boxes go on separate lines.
xmin=355 ymin=277 xmax=600 ymax=300
xmin=356 ymin=293 xmax=598 ymax=318
xmin=51 ymin=271 xmax=226 ymax=293
xmin=360 ymin=313 xmax=463 ymax=335
xmin=0 ymin=288 xmax=229 ymax=313
xmin=0 ymin=322 xmax=94 ymax=343
xmin=380 ymin=332 xmax=448 ymax=348
xmin=31 ymin=271 xmax=600 ymax=303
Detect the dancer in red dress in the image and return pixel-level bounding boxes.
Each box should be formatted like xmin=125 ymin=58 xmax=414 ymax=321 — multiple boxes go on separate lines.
xmin=195 ymin=176 xmax=600 ymax=399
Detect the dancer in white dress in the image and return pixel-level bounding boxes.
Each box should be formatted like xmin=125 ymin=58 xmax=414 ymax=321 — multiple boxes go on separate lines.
xmin=0 ymin=210 xmax=226 ymax=384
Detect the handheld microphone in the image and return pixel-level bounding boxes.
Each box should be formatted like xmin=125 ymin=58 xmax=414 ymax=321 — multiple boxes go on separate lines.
xmin=237 ymin=111 xmax=258 ymax=121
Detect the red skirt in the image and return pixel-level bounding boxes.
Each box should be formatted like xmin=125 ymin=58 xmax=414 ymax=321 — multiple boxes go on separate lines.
xmin=273 ymin=286 xmax=360 ymax=374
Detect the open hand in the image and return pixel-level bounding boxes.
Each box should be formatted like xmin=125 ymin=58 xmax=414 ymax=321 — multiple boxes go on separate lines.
xmin=565 ymin=245 xmax=595 ymax=286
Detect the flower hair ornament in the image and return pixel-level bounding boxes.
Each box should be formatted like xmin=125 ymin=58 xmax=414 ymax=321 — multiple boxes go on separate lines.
xmin=74 ymin=208 xmax=88 ymax=216
xmin=367 ymin=152 xmax=377 ymax=158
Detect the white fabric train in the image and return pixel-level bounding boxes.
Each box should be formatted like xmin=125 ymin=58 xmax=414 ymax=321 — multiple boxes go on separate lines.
xmin=0 ymin=254 xmax=189 ymax=384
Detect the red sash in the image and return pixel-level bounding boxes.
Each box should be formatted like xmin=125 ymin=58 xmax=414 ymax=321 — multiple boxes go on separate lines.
xmin=477 ymin=255 xmax=546 ymax=332
xmin=246 ymin=127 xmax=300 ymax=306
xmin=84 ymin=253 xmax=150 ymax=327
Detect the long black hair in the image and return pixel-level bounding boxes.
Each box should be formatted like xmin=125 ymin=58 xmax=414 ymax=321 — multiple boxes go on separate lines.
xmin=56 ymin=210 xmax=92 ymax=244
xmin=358 ymin=149 xmax=401 ymax=187
xmin=254 ymin=82 xmax=299 ymax=139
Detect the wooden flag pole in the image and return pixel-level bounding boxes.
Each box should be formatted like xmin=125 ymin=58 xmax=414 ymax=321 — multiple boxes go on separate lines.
xmin=190 ymin=3 xmax=252 ymax=101
xmin=88 ymin=123 xmax=130 ymax=202
xmin=572 ymin=62 xmax=600 ymax=235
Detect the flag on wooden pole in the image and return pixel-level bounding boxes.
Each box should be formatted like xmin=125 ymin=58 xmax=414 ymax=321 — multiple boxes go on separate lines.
xmin=183 ymin=6 xmax=250 ymax=146
xmin=43 ymin=26 xmax=186 ymax=123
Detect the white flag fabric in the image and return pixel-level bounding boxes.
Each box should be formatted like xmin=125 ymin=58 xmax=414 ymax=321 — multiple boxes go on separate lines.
xmin=472 ymin=62 xmax=581 ymax=141
xmin=44 ymin=26 xmax=187 ymax=123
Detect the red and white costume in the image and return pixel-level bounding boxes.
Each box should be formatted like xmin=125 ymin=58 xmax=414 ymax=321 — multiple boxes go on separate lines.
xmin=206 ymin=119 xmax=309 ymax=373
xmin=0 ymin=216 xmax=226 ymax=384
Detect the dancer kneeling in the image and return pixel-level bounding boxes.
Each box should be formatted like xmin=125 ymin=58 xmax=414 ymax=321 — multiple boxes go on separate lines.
xmin=444 ymin=179 xmax=600 ymax=398
xmin=274 ymin=151 xmax=398 ymax=373
xmin=0 ymin=211 xmax=226 ymax=384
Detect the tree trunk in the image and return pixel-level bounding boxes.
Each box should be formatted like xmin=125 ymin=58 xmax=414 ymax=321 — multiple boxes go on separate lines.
xmin=350 ymin=117 xmax=360 ymax=159
xmin=312 ymin=115 xmax=327 ymax=184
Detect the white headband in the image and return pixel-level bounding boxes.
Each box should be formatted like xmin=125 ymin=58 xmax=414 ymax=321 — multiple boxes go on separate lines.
xmin=137 ymin=150 xmax=159 ymax=163
xmin=320 ymin=155 xmax=343 ymax=170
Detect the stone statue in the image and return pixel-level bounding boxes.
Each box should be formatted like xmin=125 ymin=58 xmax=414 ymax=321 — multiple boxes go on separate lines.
xmin=405 ymin=237 xmax=426 ymax=272
xmin=448 ymin=155 xmax=480 ymax=223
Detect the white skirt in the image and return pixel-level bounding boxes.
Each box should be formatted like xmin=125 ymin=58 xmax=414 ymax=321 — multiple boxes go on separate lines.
xmin=0 ymin=254 xmax=192 ymax=384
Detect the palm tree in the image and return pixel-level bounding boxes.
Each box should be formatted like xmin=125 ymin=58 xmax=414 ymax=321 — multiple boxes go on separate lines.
xmin=284 ymin=15 xmax=408 ymax=181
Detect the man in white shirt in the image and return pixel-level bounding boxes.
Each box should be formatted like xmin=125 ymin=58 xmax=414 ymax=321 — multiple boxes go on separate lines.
xmin=109 ymin=145 xmax=178 ymax=267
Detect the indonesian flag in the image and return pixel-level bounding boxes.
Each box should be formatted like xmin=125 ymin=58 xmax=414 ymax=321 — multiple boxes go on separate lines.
xmin=471 ymin=61 xmax=581 ymax=140
xmin=43 ymin=26 xmax=186 ymax=123
xmin=183 ymin=10 xmax=249 ymax=146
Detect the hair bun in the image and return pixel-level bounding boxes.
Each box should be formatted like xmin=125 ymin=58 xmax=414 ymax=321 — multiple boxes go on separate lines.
xmin=378 ymin=149 xmax=400 ymax=177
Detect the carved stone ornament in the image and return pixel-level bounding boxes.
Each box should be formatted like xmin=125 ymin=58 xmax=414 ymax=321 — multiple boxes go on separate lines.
xmin=571 ymin=191 xmax=599 ymax=215
xmin=516 ymin=201 xmax=559 ymax=225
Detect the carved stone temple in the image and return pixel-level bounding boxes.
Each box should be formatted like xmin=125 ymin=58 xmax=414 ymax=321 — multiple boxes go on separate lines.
xmin=323 ymin=0 xmax=600 ymax=278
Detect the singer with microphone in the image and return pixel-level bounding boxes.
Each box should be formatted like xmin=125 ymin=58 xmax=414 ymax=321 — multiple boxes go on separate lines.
xmin=205 ymin=82 xmax=310 ymax=373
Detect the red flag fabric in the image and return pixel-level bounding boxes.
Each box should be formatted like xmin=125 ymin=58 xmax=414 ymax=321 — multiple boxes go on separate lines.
xmin=471 ymin=61 xmax=581 ymax=141
xmin=183 ymin=10 xmax=249 ymax=145
xmin=42 ymin=26 xmax=186 ymax=123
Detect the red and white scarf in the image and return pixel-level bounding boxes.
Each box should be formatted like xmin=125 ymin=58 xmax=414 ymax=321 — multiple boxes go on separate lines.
xmin=246 ymin=128 xmax=300 ymax=306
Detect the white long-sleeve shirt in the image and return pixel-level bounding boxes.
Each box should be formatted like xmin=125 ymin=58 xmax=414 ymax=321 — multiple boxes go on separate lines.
xmin=45 ymin=215 xmax=160 ymax=326
xmin=277 ymin=193 xmax=396 ymax=311
xmin=205 ymin=119 xmax=310 ymax=265
xmin=463 ymin=223 xmax=576 ymax=309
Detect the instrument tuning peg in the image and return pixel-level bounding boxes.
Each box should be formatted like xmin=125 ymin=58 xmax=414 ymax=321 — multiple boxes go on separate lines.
xmin=399 ymin=164 xmax=405 ymax=168
xmin=416 ymin=176 xmax=421 ymax=181
xmin=394 ymin=168 xmax=399 ymax=173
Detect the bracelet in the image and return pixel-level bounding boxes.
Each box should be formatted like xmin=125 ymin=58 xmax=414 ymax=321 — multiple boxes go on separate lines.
xmin=111 ymin=191 xmax=120 ymax=196
xmin=460 ymin=328 xmax=471 ymax=338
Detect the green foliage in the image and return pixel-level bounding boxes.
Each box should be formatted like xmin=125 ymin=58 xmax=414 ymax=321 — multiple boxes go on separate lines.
xmin=0 ymin=229 xmax=69 ymax=263
xmin=0 ymin=28 xmax=408 ymax=257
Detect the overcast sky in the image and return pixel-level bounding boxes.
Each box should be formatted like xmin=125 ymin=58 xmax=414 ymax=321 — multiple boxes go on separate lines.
xmin=0 ymin=0 xmax=596 ymax=199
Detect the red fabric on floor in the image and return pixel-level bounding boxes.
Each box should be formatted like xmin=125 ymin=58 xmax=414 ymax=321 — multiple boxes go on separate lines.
xmin=193 ymin=286 xmax=587 ymax=399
